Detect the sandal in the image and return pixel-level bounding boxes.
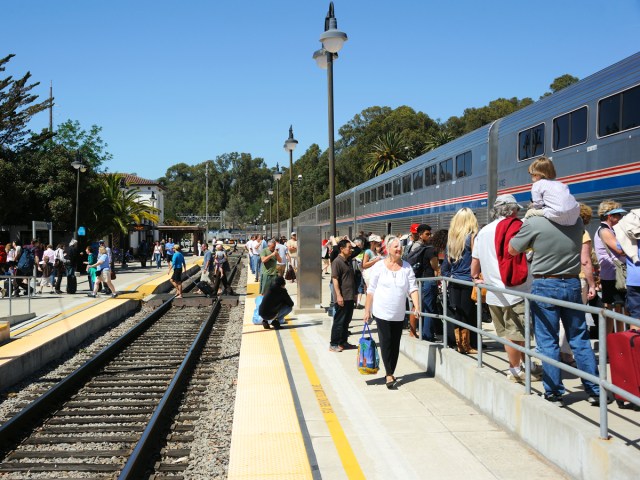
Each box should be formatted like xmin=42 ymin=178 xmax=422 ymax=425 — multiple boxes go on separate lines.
xmin=386 ymin=376 xmax=398 ymax=390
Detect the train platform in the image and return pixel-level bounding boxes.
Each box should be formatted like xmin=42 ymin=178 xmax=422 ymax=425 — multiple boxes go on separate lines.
xmin=229 ymin=274 xmax=640 ymax=480
xmin=0 ymin=257 xmax=203 ymax=391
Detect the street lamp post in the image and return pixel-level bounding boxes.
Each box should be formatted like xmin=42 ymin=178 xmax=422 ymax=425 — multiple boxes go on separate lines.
xmin=273 ymin=163 xmax=283 ymax=238
xmin=313 ymin=2 xmax=347 ymax=236
xmin=284 ymin=126 xmax=298 ymax=234
xmin=267 ymin=187 xmax=274 ymax=238
xmin=205 ymin=162 xmax=209 ymax=246
xmin=150 ymin=191 xmax=157 ymax=243
xmin=71 ymin=153 xmax=87 ymax=240
xmin=119 ymin=178 xmax=128 ymax=268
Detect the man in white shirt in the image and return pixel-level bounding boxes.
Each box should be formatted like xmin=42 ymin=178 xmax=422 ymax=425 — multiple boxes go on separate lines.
xmin=250 ymin=236 xmax=262 ymax=282
xmin=275 ymin=238 xmax=289 ymax=277
xmin=471 ymin=194 xmax=537 ymax=383
xmin=286 ymin=232 xmax=298 ymax=273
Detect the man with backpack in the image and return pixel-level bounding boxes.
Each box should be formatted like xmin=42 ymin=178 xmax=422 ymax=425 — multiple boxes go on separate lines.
xmin=404 ymin=224 xmax=439 ymax=340
xmin=15 ymin=239 xmax=37 ymax=296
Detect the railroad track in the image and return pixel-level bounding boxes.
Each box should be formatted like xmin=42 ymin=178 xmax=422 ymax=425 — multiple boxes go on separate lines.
xmin=0 ymin=255 xmax=243 ymax=479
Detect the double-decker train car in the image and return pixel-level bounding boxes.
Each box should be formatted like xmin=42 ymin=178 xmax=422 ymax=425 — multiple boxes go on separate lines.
xmin=295 ymin=52 xmax=640 ymax=238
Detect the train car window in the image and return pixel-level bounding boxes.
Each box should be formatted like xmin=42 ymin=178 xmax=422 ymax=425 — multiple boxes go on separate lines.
xmin=393 ymin=178 xmax=401 ymax=196
xmin=364 ymin=190 xmax=370 ymax=204
xmin=553 ymin=107 xmax=587 ymax=150
xmin=378 ymin=185 xmax=384 ymax=199
xmin=518 ymin=123 xmax=545 ymax=161
xmin=371 ymin=188 xmax=377 ymax=202
xmin=385 ymin=182 xmax=392 ymax=198
xmin=359 ymin=193 xmax=364 ymax=206
xmin=439 ymin=158 xmax=453 ymax=182
xmin=425 ymin=165 xmax=437 ymax=186
xmin=599 ymin=95 xmax=620 ymax=136
xmin=413 ymin=170 xmax=424 ymax=190
xmin=456 ymin=151 xmax=472 ymax=178
xmin=347 ymin=198 xmax=352 ymax=215
xmin=622 ymin=85 xmax=640 ymax=131
xmin=402 ymin=174 xmax=412 ymax=193
xmin=599 ymin=85 xmax=640 ymax=137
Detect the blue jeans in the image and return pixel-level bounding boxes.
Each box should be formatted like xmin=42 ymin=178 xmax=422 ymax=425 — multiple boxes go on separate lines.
xmin=272 ymin=304 xmax=293 ymax=324
xmin=331 ymin=300 xmax=354 ymax=346
xmin=154 ymin=253 xmax=162 ymax=269
xmin=421 ymin=280 xmax=438 ymax=341
xmin=530 ymin=278 xmax=600 ymax=397
xmin=251 ymin=255 xmax=261 ymax=279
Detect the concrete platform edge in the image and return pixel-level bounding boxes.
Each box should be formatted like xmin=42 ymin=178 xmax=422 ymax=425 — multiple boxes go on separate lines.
xmin=0 ymin=301 xmax=139 ymax=391
xmin=400 ymin=336 xmax=640 ymax=480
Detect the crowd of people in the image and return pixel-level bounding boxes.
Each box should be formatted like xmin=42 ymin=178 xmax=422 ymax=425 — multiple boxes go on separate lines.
xmin=0 ymin=238 xmax=119 ymax=298
xmin=317 ymin=156 xmax=638 ymax=404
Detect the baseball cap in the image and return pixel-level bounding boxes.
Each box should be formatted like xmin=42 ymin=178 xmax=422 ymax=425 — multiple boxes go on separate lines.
xmin=410 ymin=223 xmax=420 ymax=234
xmin=606 ymin=208 xmax=627 ymax=215
xmin=368 ymin=234 xmax=382 ymax=243
xmin=291 ymin=231 xmax=297 ymax=236
xmin=99 ymin=239 xmax=105 ymax=244
xmin=494 ymin=194 xmax=523 ymax=209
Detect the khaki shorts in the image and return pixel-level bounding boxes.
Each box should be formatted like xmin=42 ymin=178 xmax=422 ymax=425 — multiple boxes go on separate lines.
xmin=276 ymin=264 xmax=285 ymax=277
xmin=100 ymin=270 xmax=111 ymax=282
xmin=488 ymin=302 xmax=526 ymax=342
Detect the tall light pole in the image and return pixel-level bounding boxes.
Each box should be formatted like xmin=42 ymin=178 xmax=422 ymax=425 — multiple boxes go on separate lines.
xmin=205 ymin=162 xmax=209 ymax=245
xmin=313 ymin=2 xmax=347 ymax=236
xmin=284 ymin=126 xmax=298 ymax=233
xmin=150 ymin=191 xmax=157 ymax=242
xmin=119 ymin=178 xmax=128 ymax=267
xmin=267 ymin=187 xmax=274 ymax=238
xmin=71 ymin=152 xmax=87 ymax=240
xmin=273 ymin=163 xmax=283 ymax=238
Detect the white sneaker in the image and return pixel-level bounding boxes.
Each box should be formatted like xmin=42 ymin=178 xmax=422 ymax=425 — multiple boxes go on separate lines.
xmin=507 ymin=370 xmax=526 ymax=383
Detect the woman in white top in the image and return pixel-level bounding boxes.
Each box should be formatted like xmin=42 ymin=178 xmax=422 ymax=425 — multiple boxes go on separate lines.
xmin=363 ymin=235 xmax=420 ymax=389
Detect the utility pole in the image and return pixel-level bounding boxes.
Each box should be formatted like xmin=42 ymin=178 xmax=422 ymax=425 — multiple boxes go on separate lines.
xmin=49 ymin=81 xmax=53 ymax=132
xmin=205 ymin=162 xmax=209 ymax=245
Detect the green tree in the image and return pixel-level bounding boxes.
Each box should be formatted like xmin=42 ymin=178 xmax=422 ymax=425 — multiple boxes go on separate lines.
xmin=92 ymin=173 xmax=159 ymax=240
xmin=0 ymin=54 xmax=53 ymax=153
xmin=445 ymin=97 xmax=534 ymax=137
xmin=423 ymin=127 xmax=455 ymax=153
xmin=540 ymin=74 xmax=579 ymax=98
xmin=365 ymin=131 xmax=409 ymax=177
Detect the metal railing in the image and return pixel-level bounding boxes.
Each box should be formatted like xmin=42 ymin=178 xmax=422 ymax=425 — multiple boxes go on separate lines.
xmin=414 ymin=275 xmax=640 ymax=440
xmin=1 ymin=275 xmax=41 ymax=316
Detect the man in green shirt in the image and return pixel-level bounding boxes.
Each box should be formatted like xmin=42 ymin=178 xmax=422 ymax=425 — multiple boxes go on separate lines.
xmin=260 ymin=239 xmax=281 ymax=294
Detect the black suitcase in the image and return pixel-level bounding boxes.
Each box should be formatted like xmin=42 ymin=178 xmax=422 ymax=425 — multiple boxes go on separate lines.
xmin=66 ymin=274 xmax=77 ymax=294
xmin=196 ymin=281 xmax=214 ymax=297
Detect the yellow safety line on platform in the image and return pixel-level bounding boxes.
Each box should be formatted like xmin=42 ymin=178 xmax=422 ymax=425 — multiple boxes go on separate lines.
xmin=290 ymin=329 xmax=365 ymax=480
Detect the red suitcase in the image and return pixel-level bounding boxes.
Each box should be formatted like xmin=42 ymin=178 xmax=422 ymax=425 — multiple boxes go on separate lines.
xmin=607 ymin=330 xmax=640 ymax=408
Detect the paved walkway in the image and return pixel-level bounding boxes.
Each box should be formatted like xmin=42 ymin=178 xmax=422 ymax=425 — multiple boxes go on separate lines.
xmin=231 ymin=275 xmax=569 ymax=479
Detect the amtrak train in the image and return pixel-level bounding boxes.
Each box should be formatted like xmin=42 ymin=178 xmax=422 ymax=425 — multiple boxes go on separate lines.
xmin=293 ymin=52 xmax=640 ymax=238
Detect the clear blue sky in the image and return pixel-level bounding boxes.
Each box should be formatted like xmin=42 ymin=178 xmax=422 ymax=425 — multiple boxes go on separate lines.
xmin=5 ymin=0 xmax=639 ymax=180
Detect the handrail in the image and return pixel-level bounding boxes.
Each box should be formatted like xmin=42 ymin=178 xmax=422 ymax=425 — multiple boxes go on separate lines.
xmin=413 ymin=275 xmax=640 ymax=440
xmin=1 ymin=274 xmax=41 ymax=316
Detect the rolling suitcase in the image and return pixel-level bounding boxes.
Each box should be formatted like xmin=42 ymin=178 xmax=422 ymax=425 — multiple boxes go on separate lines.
xmin=196 ymin=281 xmax=214 ymax=297
xmin=607 ymin=330 xmax=640 ymax=408
xmin=66 ymin=274 xmax=77 ymax=294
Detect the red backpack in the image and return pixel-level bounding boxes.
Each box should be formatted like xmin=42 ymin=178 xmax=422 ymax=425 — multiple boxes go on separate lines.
xmin=494 ymin=217 xmax=528 ymax=287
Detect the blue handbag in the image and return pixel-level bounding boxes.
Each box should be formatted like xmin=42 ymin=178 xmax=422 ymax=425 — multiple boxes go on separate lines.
xmin=357 ymin=323 xmax=380 ymax=375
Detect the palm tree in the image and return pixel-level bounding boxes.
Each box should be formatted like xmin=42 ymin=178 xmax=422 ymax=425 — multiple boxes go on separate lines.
xmin=423 ymin=129 xmax=454 ymax=153
xmin=365 ymin=132 xmax=409 ymax=177
xmin=92 ymin=173 xmax=159 ymax=240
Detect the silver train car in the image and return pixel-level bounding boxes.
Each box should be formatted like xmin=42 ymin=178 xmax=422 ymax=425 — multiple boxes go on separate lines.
xmin=295 ymin=52 xmax=640 ymax=238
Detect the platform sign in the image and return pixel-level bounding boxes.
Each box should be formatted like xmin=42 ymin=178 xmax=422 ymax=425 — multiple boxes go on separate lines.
xmin=78 ymin=226 xmax=86 ymax=236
